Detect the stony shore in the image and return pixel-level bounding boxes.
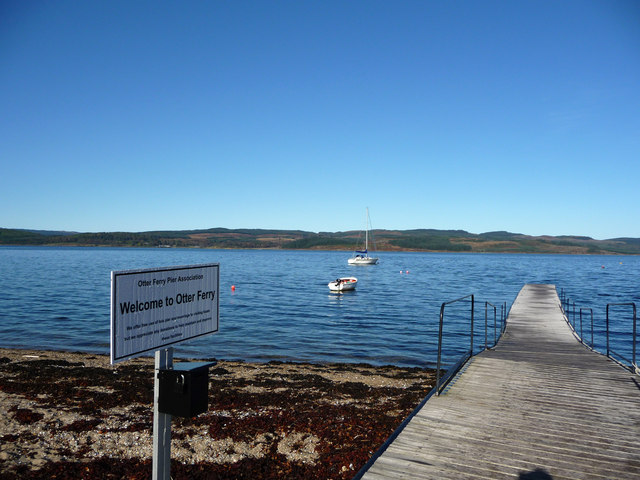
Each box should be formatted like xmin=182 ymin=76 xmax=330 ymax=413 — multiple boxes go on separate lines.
xmin=0 ymin=348 xmax=435 ymax=479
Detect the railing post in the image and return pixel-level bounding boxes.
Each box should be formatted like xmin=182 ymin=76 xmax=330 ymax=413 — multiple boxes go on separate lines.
xmin=633 ymin=304 xmax=637 ymax=371
xmin=484 ymin=302 xmax=488 ymax=351
xmin=493 ymin=304 xmax=497 ymax=346
xmin=470 ymin=295 xmax=474 ymax=355
xmin=606 ymin=304 xmax=611 ymax=359
xmin=503 ymin=301 xmax=507 ymax=334
xmin=484 ymin=301 xmax=498 ymax=349
xmin=436 ymin=302 xmax=445 ymax=395
xmin=578 ymin=308 xmax=593 ymax=348
xmin=579 ymin=308 xmax=584 ymax=340
xmin=570 ymin=299 xmax=575 ymax=328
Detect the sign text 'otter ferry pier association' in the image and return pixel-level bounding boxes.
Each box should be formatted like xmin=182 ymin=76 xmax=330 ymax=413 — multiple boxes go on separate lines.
xmin=110 ymin=263 xmax=220 ymax=364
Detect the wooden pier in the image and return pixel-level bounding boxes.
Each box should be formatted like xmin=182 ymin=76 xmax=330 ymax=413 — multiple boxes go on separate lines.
xmin=358 ymin=284 xmax=640 ymax=479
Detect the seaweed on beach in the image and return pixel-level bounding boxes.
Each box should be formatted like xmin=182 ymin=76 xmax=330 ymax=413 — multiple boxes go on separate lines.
xmin=0 ymin=350 xmax=435 ymax=480
xmin=0 ymin=358 xmax=154 ymax=412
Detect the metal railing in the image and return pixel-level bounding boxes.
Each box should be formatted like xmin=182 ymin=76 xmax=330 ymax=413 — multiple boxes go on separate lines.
xmin=607 ymin=302 xmax=637 ymax=371
xmin=354 ymin=293 xmax=510 ymax=480
xmin=559 ymin=288 xmax=637 ymax=374
xmin=560 ymin=288 xmax=579 ymax=334
xmin=485 ymin=301 xmax=497 ymax=350
xmin=579 ymin=308 xmax=594 ymax=349
xmin=435 ymin=295 xmax=510 ymax=395
xmin=436 ymin=294 xmax=473 ymax=394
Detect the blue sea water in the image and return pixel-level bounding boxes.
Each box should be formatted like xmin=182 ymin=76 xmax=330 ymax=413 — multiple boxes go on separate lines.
xmin=0 ymin=246 xmax=638 ymax=368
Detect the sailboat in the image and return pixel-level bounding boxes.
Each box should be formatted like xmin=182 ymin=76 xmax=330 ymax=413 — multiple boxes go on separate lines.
xmin=348 ymin=208 xmax=379 ymax=265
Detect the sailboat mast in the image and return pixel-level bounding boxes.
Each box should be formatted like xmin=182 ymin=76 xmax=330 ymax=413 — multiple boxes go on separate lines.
xmin=365 ymin=207 xmax=369 ymax=252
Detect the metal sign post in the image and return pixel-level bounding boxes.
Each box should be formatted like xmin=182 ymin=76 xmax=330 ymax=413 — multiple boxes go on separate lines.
xmin=153 ymin=347 xmax=173 ymax=480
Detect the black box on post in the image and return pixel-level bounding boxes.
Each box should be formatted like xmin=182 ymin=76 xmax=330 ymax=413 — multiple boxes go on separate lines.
xmin=158 ymin=362 xmax=216 ymax=418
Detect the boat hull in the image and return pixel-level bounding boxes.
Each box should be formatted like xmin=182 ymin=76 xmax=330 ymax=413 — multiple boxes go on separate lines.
xmin=328 ymin=277 xmax=357 ymax=292
xmin=348 ymin=257 xmax=379 ymax=265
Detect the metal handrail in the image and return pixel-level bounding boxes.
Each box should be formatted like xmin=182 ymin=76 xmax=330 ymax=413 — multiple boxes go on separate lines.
xmin=560 ymin=290 xmax=577 ymax=329
xmin=606 ymin=302 xmax=637 ymax=372
xmin=559 ymin=287 xmax=637 ymax=374
xmin=436 ymin=294 xmax=474 ymax=395
xmin=435 ymin=294 xmax=514 ymax=395
xmin=569 ymin=299 xmax=576 ymax=328
xmin=501 ymin=302 xmax=508 ymax=335
xmin=579 ymin=307 xmax=594 ymax=348
xmin=354 ymin=292 xmax=509 ymax=480
xmin=485 ymin=301 xmax=498 ymax=350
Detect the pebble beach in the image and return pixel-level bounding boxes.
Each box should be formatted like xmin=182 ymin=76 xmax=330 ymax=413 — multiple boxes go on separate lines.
xmin=0 ymin=348 xmax=435 ymax=479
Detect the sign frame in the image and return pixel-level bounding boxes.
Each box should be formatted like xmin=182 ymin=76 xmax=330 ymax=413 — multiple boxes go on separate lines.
xmin=110 ymin=263 xmax=220 ymax=364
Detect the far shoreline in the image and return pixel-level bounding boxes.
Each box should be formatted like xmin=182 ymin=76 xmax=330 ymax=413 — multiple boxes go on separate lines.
xmin=3 ymin=226 xmax=638 ymax=254
xmin=1 ymin=243 xmax=637 ymax=255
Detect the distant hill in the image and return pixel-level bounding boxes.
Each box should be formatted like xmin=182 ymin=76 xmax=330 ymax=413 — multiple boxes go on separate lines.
xmin=25 ymin=229 xmax=78 ymax=236
xmin=1 ymin=227 xmax=639 ymax=254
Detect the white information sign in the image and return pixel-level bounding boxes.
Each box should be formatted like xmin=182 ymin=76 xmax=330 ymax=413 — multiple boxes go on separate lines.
xmin=110 ymin=263 xmax=219 ymax=364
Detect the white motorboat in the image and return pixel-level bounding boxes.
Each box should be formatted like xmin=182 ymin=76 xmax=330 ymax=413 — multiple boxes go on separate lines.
xmin=328 ymin=277 xmax=357 ymax=292
xmin=348 ymin=207 xmax=379 ymax=265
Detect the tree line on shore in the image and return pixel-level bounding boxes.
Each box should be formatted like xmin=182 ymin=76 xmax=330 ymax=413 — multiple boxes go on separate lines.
xmin=1 ymin=227 xmax=639 ymax=254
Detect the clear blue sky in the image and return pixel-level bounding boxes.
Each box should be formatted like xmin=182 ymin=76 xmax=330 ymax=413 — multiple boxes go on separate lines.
xmin=1 ymin=1 xmax=638 ymax=239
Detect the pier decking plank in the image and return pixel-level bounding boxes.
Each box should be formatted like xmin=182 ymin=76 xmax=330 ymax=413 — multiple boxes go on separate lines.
xmin=360 ymin=284 xmax=640 ymax=479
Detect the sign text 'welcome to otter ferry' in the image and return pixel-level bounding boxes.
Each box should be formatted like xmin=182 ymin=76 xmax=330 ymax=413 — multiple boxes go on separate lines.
xmin=110 ymin=263 xmax=219 ymax=364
